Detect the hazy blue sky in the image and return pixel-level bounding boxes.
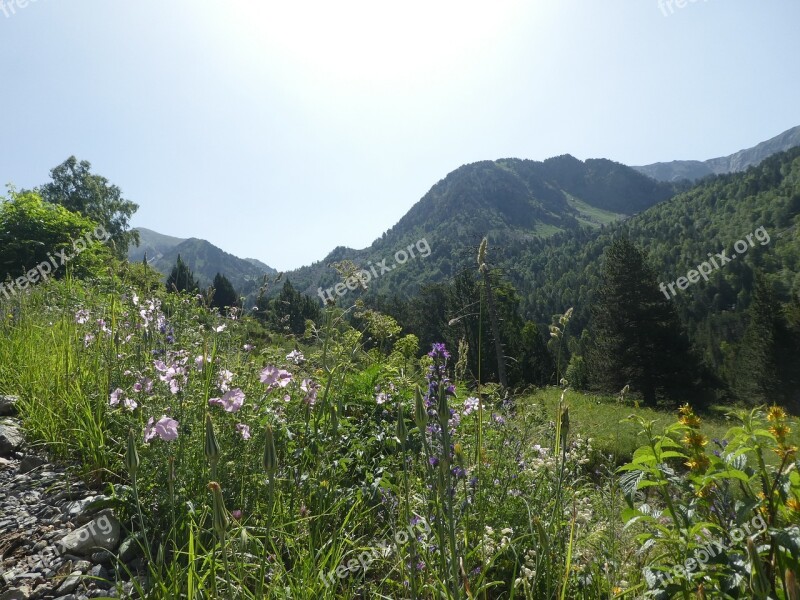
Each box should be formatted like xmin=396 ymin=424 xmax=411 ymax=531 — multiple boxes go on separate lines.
xmin=1 ymin=1 xmax=798 ymax=271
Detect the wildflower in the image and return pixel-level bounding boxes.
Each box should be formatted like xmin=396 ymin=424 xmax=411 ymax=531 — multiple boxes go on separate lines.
xmin=776 ymin=445 xmax=798 ymax=461
xmin=684 ymin=455 xmax=710 ymax=472
xmin=260 ymin=365 xmax=292 ymax=390
xmin=786 ymin=498 xmax=800 ymax=513
xmin=110 ymin=388 xmax=137 ymax=411
xmin=231 ymin=509 xmax=243 ymax=520
xmin=300 ymin=379 xmax=320 ymax=407
xmin=286 ymin=349 xmax=304 ymax=364
xmin=769 ymin=423 xmax=791 ymax=442
xmin=683 ymin=431 xmax=708 ymax=449
xmin=243 ymin=344 xmax=254 ymax=352
xmin=75 ymin=309 xmax=90 ymax=324
xmin=376 ymin=391 xmax=389 ymax=405
xmin=678 ymin=404 xmax=701 ymax=428
xmin=133 ymin=377 xmax=153 ymax=394
xmin=429 ymin=456 xmax=439 ymax=467
xmin=144 ymin=416 xmax=179 ymax=443
xmin=213 ymin=324 xmax=226 ymax=333
xmin=768 ymin=405 xmax=787 ymax=422
xmin=209 ymin=388 xmax=245 ymax=413
xmin=217 ymin=369 xmax=234 ymax=392
xmin=463 ymin=396 xmax=481 ymax=416
xmin=236 ymin=423 xmax=251 ymax=440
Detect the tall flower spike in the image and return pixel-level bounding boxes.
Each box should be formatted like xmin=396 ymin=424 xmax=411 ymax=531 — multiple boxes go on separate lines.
xmin=207 ymin=481 xmax=229 ymax=541
xmin=477 ymin=238 xmax=488 ymax=273
xmin=125 ymin=430 xmax=140 ymax=478
xmin=414 ymin=386 xmax=428 ymax=429
xmin=204 ymin=413 xmax=220 ymax=466
xmin=263 ymin=424 xmax=278 ymax=475
xmin=396 ymin=399 xmax=407 ymax=445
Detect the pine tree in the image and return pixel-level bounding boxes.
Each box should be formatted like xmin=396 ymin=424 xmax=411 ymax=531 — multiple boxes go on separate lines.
xmin=166 ymin=255 xmax=199 ymax=294
xmin=211 ymin=273 xmax=239 ymax=309
xmin=734 ymin=275 xmax=781 ymax=404
xmin=587 ymin=237 xmax=695 ymax=405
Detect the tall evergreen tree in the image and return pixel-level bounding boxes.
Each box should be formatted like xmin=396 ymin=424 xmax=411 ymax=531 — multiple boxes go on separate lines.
xmin=166 ymin=255 xmax=199 ymax=294
xmin=587 ymin=237 xmax=695 ymax=405
xmin=211 ymin=273 xmax=239 ymax=309
xmin=734 ymin=275 xmax=781 ymax=404
xmin=268 ymin=281 xmax=321 ymax=335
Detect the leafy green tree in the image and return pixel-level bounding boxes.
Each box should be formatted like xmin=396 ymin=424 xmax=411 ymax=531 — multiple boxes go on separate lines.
xmin=39 ymin=156 xmax=140 ymax=257
xmin=587 ymin=237 xmax=696 ymax=404
xmin=211 ymin=273 xmax=239 ymax=309
xmin=0 ymin=190 xmax=110 ymax=284
xmin=167 ymin=255 xmax=199 ymax=294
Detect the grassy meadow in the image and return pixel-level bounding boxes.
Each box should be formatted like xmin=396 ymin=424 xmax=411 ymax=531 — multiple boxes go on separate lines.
xmin=2 ymin=266 xmax=800 ymax=599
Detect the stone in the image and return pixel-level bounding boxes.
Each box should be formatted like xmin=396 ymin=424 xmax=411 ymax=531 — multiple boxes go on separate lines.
xmin=55 ymin=571 xmax=81 ymax=595
xmin=0 ymin=424 xmax=23 ymax=457
xmin=116 ymin=535 xmax=142 ymax=563
xmin=0 ymin=588 xmax=30 ymax=600
xmin=55 ymin=514 xmax=121 ymax=556
xmin=0 ymin=396 xmax=18 ymax=416
xmin=18 ymin=456 xmax=47 ymax=474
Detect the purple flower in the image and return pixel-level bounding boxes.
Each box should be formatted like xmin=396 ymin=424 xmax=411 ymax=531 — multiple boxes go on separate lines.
xmin=236 ymin=423 xmax=251 ymax=440
xmin=144 ymin=416 xmax=179 ymax=443
xmin=428 ymin=343 xmax=451 ymax=360
xmin=75 ymin=309 xmax=90 ymax=324
xmin=429 ymin=456 xmax=439 ymax=467
xmin=209 ymin=388 xmax=246 ymax=413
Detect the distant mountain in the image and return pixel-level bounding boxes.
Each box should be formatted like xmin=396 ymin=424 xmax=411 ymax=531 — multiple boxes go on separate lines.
xmin=633 ymin=125 xmax=800 ymax=182
xmin=282 ymin=156 xmax=676 ymax=300
xmin=128 ymin=227 xmax=276 ymax=295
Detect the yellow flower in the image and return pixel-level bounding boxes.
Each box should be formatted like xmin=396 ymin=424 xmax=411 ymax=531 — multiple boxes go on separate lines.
xmin=776 ymin=444 xmax=798 ymax=461
xmin=679 ymin=413 xmax=702 ymax=428
xmin=769 ymin=424 xmax=791 ymax=441
xmin=678 ymin=403 xmax=692 ymax=416
xmin=767 ymin=405 xmax=787 ymax=422
xmin=685 ymin=455 xmax=710 ymax=471
xmin=683 ymin=432 xmax=708 ymax=449
xmin=786 ymin=497 xmax=800 ymax=513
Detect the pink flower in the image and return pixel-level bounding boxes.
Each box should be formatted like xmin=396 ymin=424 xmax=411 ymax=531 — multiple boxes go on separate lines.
xmin=260 ymin=365 xmax=292 ymax=390
xmin=110 ymin=388 xmax=137 ymax=411
xmin=209 ymin=388 xmax=245 ymax=413
xmin=218 ymin=369 xmax=234 ymax=392
xmin=301 ymin=379 xmax=320 ymax=407
xmin=144 ymin=416 xmax=179 ymax=442
xmin=236 ymin=423 xmax=251 ymax=440
xmin=463 ymin=397 xmax=481 ymax=416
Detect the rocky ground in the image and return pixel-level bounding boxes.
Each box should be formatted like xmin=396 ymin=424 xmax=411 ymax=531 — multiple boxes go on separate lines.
xmin=0 ymin=396 xmax=146 ymax=600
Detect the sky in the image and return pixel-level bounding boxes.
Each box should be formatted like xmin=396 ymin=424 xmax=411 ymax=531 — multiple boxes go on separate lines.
xmin=1 ymin=1 xmax=798 ymax=271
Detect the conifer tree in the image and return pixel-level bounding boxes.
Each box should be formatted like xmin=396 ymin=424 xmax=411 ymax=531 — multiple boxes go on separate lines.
xmin=211 ymin=273 xmax=239 ymax=309
xmin=166 ymin=255 xmax=199 ymax=294
xmin=587 ymin=237 xmax=694 ymax=404
xmin=735 ymin=275 xmax=781 ymax=404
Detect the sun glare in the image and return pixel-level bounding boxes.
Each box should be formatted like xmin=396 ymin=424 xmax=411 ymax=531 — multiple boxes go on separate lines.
xmin=230 ymin=1 xmax=526 ymax=87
